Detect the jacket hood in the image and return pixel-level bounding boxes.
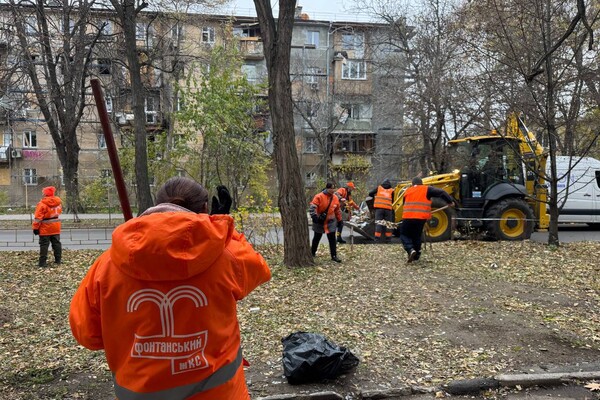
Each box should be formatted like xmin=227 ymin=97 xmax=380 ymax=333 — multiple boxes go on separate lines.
xmin=110 ymin=210 xmax=235 ymax=282
xmin=42 ymin=196 xmax=61 ymax=207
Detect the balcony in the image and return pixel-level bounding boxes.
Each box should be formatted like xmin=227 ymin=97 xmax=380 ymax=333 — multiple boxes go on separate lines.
xmin=238 ymin=38 xmax=264 ymax=60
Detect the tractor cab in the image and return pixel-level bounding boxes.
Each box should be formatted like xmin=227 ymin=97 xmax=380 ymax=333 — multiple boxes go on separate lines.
xmin=446 ymin=137 xmax=525 ymax=209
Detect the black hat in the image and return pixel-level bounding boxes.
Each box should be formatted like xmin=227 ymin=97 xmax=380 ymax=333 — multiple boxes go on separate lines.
xmin=412 ymin=177 xmax=423 ymax=185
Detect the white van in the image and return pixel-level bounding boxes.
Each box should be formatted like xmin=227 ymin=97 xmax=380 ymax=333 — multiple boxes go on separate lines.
xmin=548 ymin=156 xmax=600 ymax=226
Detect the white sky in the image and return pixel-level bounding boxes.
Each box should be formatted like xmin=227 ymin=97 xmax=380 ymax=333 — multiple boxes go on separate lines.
xmin=219 ymin=0 xmax=367 ymax=22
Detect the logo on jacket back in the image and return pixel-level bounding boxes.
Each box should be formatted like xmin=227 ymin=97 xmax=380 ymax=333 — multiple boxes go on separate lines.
xmin=127 ymin=286 xmax=209 ymax=374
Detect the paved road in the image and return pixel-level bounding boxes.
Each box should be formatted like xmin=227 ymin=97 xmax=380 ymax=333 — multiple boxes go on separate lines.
xmin=1 ymin=214 xmax=599 ymax=250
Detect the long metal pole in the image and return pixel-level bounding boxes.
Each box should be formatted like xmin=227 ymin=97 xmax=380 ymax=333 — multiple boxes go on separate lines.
xmin=91 ymin=79 xmax=133 ymax=221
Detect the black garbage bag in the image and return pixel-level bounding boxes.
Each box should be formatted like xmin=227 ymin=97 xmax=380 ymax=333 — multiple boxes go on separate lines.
xmin=281 ymin=331 xmax=360 ymax=384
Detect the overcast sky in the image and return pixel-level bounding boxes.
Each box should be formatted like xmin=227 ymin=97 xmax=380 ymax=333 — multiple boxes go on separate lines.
xmin=218 ymin=0 xmax=368 ymax=22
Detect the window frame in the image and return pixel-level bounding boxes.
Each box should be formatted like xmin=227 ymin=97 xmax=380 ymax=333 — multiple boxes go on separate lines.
xmin=98 ymin=134 xmax=107 ymax=149
xmin=306 ymin=30 xmax=319 ymax=47
xmin=24 ymin=168 xmax=37 ymax=185
xmin=23 ymin=130 xmax=37 ymax=148
xmin=342 ymin=60 xmax=367 ymax=80
xmin=201 ymin=26 xmax=215 ymax=43
xmin=304 ymin=137 xmax=319 ymax=153
xmin=145 ymin=97 xmax=158 ymax=124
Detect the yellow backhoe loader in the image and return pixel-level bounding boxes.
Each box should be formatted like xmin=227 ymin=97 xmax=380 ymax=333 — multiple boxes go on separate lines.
xmin=348 ymin=113 xmax=550 ymax=241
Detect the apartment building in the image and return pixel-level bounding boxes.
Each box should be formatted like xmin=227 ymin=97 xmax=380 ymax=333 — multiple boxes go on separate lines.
xmin=0 ymin=5 xmax=401 ymax=207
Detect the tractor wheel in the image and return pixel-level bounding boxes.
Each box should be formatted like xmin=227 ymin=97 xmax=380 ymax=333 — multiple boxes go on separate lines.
xmin=485 ymin=198 xmax=534 ymax=241
xmin=425 ymin=198 xmax=455 ymax=242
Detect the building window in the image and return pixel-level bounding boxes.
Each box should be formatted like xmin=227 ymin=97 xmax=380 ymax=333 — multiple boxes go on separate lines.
xmin=24 ymin=168 xmax=37 ymax=185
xmin=342 ymin=104 xmax=360 ymax=120
xmin=136 ymin=23 xmax=146 ymax=40
xmin=98 ymin=134 xmax=107 ymax=149
xmin=171 ymin=24 xmax=184 ymax=41
xmin=335 ymin=134 xmax=373 ymax=153
xmin=306 ymin=30 xmax=319 ymax=47
xmin=342 ymin=60 xmax=366 ymax=80
xmin=306 ymin=172 xmax=316 ymax=185
xmin=100 ymin=20 xmax=112 ymax=36
xmin=241 ymin=64 xmax=259 ymax=83
xmin=305 ymin=137 xmax=318 ymax=153
xmin=305 ymin=67 xmax=320 ymax=85
xmin=101 ymin=169 xmax=112 ymax=178
xmin=145 ymin=97 xmax=158 ymax=124
xmin=25 ymin=16 xmax=37 ymax=35
xmin=305 ymin=101 xmax=317 ymax=117
xmin=97 ymin=59 xmax=112 ymax=75
xmin=23 ymin=131 xmax=37 ymax=148
xmin=105 ymin=97 xmax=113 ymax=113
xmin=175 ymin=95 xmax=185 ymax=112
xmin=341 ymin=32 xmax=364 ymax=50
xmin=202 ymin=27 xmax=215 ymax=43
xmin=172 ymin=134 xmax=185 ymax=147
xmin=233 ymin=27 xmax=260 ymax=37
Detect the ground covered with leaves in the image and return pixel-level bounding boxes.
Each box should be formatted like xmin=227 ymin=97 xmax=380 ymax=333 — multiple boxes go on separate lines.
xmin=1 ymin=240 xmax=599 ymax=399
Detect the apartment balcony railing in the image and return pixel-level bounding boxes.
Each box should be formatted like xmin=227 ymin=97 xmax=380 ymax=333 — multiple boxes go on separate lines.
xmin=238 ymin=38 xmax=264 ymax=60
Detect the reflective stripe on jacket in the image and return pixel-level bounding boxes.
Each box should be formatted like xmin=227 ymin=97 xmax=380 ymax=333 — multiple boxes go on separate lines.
xmin=402 ymin=185 xmax=432 ymax=220
xmin=32 ymin=196 xmax=62 ymax=236
xmin=373 ymin=186 xmax=394 ymax=210
xmin=69 ymin=209 xmax=271 ymax=399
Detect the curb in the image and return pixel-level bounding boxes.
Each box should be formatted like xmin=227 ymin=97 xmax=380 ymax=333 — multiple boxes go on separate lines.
xmin=256 ymin=370 xmax=600 ymax=399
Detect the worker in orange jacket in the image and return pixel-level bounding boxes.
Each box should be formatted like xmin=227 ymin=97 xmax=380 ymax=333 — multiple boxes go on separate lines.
xmin=368 ymin=178 xmax=395 ymax=242
xmin=32 ymin=186 xmax=62 ymax=267
xmin=334 ymin=181 xmax=360 ymax=244
xmin=401 ymin=177 xmax=454 ymax=263
xmin=309 ymin=182 xmax=343 ymax=262
xmin=69 ymin=177 xmax=271 ymax=400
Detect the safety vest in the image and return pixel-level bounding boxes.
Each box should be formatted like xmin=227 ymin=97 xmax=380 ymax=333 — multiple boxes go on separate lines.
xmin=374 ymin=186 xmax=394 ymax=210
xmin=402 ymin=185 xmax=432 ymax=220
xmin=32 ymin=196 xmax=62 ymax=236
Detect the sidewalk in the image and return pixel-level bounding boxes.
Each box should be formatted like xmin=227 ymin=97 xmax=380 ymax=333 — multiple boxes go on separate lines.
xmin=257 ymin=362 xmax=600 ymax=399
xmin=0 ymin=213 xmax=120 ymax=221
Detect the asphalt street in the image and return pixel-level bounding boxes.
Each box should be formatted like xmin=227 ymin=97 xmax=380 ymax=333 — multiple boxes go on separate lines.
xmin=0 ymin=214 xmax=599 ymax=250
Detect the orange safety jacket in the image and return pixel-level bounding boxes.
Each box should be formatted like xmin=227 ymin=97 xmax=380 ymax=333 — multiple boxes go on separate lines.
xmin=373 ymin=186 xmax=394 ymax=210
xmin=402 ymin=185 xmax=432 ymax=220
xmin=32 ymin=196 xmax=62 ymax=236
xmin=335 ymin=188 xmax=360 ymax=211
xmin=310 ymin=191 xmax=342 ymax=234
xmin=69 ymin=207 xmax=271 ymax=400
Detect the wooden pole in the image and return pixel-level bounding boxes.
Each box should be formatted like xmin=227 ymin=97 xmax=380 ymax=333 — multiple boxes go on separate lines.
xmin=91 ymin=79 xmax=133 ymax=221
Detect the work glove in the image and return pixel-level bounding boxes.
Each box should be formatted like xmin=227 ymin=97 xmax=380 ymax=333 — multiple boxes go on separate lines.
xmin=210 ymin=185 xmax=232 ymax=215
xmin=33 ymin=229 xmax=39 ymax=235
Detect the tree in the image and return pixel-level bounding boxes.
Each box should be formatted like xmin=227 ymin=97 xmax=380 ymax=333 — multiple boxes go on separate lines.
xmin=171 ymin=44 xmax=270 ymax=207
xmin=253 ymin=0 xmax=313 ymax=267
xmin=457 ymin=0 xmax=600 ymax=246
xmin=107 ymin=0 xmax=154 ymax=213
xmin=4 ymin=0 xmax=101 ymax=213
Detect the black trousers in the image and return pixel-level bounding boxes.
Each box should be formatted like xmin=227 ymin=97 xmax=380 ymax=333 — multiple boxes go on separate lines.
xmin=311 ymin=232 xmax=337 ymax=258
xmin=399 ymin=219 xmax=427 ymax=255
xmin=39 ymin=234 xmax=62 ymax=266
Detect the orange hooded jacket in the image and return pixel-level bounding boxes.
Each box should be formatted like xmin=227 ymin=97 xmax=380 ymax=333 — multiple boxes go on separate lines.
xmin=32 ymin=196 xmax=62 ymax=236
xmin=69 ymin=205 xmax=271 ymax=400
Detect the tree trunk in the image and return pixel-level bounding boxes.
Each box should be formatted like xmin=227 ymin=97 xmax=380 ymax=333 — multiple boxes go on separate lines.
xmin=254 ymin=0 xmax=313 ymax=267
xmin=544 ymin=0 xmax=560 ymax=247
xmin=120 ymin=1 xmax=153 ymax=213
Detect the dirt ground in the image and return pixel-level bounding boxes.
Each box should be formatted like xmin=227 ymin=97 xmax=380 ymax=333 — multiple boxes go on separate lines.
xmin=1 ymin=240 xmax=599 ymax=399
